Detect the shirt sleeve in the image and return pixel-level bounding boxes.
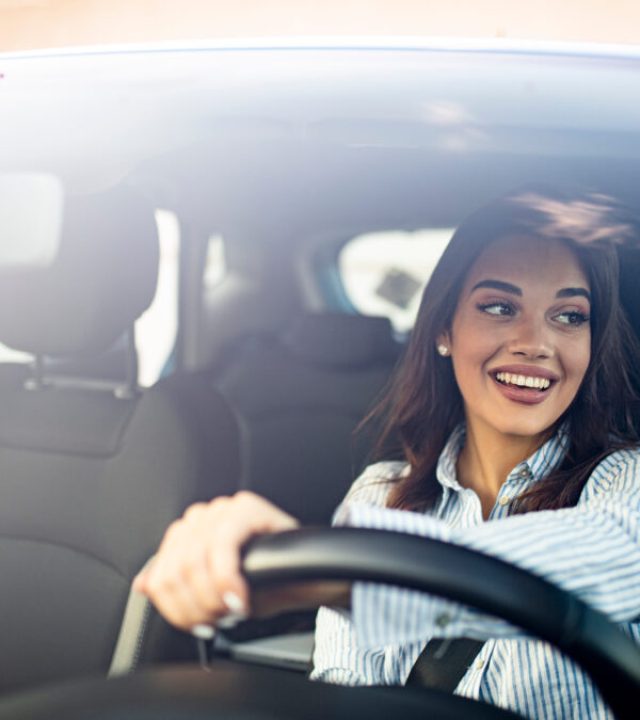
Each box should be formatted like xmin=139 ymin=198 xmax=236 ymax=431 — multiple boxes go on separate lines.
xmin=309 ymin=462 xmax=410 ymax=685
xmin=338 ymin=451 xmax=640 ymax=648
xmin=309 ymin=606 xmax=387 ymax=685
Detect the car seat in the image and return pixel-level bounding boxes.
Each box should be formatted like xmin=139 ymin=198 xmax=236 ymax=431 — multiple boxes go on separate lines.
xmin=213 ymin=312 xmax=402 ymax=525
xmin=207 ymin=312 xmax=401 ymax=666
xmin=0 ymin=186 xmax=241 ymax=692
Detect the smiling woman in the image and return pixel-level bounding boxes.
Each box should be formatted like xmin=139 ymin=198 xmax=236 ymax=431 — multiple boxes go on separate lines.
xmin=450 ymin=240 xmax=590 ymax=434
xmin=307 ymin=189 xmax=640 ymax=717
xmin=377 ymin=189 xmax=640 ymax=515
xmin=3 ymin=38 xmax=640 ymax=720
xmin=440 ymin=236 xmax=593 ymax=516
xmin=138 ymin=186 xmax=640 ymax=720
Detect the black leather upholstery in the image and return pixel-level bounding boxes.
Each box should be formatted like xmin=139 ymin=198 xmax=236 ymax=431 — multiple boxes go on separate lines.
xmin=214 ymin=313 xmax=401 ymax=525
xmin=0 ymin=189 xmax=241 ymax=692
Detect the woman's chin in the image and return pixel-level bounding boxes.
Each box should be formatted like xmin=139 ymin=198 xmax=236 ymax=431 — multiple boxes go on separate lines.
xmin=491 ymin=416 xmax=558 ymax=441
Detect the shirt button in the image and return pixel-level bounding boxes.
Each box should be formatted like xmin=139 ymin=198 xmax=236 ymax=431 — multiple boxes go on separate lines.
xmin=475 ymin=658 xmax=485 ymax=670
xmin=519 ymin=468 xmax=529 ymax=478
xmin=435 ymin=612 xmax=451 ymax=628
xmin=498 ymin=496 xmax=510 ymax=507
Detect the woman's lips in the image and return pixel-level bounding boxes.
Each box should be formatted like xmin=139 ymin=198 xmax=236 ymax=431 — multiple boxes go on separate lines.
xmin=490 ymin=374 xmax=554 ymax=405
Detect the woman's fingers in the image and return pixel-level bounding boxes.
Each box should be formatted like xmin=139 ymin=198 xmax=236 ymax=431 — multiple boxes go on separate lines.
xmin=139 ymin=513 xmax=222 ymax=630
xmin=133 ymin=492 xmax=299 ymax=632
xmin=205 ymin=492 xmax=299 ymax=615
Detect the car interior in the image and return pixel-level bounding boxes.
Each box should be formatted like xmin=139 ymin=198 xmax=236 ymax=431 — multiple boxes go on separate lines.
xmin=0 ymin=43 xmax=639 ymax=718
xmin=0 ymin=185 xmax=243 ymax=691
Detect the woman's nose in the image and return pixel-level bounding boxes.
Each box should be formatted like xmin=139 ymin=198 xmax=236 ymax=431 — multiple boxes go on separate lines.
xmin=505 ymin=317 xmax=553 ymax=359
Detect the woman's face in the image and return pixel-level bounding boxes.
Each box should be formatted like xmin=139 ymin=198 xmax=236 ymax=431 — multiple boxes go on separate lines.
xmin=441 ymin=235 xmax=592 ymax=442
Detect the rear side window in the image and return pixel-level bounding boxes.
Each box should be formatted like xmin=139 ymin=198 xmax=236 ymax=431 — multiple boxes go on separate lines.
xmin=135 ymin=209 xmax=180 ymax=387
xmin=203 ymin=233 xmax=226 ymax=290
xmin=338 ymin=229 xmax=454 ymax=332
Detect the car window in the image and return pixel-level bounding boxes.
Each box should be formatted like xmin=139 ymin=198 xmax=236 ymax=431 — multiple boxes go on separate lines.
xmin=338 ymin=229 xmax=454 ymax=333
xmin=203 ymin=234 xmax=227 ymax=291
xmin=135 ymin=209 xmax=180 ymax=387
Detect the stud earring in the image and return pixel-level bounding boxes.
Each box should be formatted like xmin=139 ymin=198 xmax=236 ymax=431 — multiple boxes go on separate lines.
xmin=437 ymin=344 xmax=450 ymax=357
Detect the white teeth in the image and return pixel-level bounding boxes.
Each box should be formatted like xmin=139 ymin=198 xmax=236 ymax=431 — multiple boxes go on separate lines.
xmin=495 ymin=372 xmax=551 ymax=390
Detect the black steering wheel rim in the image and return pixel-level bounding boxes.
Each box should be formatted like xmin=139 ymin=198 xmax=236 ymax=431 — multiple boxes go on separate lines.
xmin=0 ymin=527 xmax=637 ymax=720
xmin=242 ymin=527 xmax=640 ymax=720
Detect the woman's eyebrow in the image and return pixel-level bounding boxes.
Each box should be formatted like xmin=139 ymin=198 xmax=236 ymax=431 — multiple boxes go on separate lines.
xmin=556 ymin=287 xmax=591 ymax=301
xmin=470 ymin=279 xmax=521 ymax=296
xmin=470 ymin=280 xmax=591 ymax=303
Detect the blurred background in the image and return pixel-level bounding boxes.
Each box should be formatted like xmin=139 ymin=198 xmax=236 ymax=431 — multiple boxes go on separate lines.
xmin=1 ymin=0 xmax=639 ymax=52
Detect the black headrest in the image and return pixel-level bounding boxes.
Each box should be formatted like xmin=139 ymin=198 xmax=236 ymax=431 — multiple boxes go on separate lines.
xmin=282 ymin=313 xmax=399 ymax=368
xmin=0 ymin=186 xmax=159 ymax=356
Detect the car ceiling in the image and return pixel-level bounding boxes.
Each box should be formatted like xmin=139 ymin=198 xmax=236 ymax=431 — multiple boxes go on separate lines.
xmin=1 ymin=45 xmax=640 ymax=241
xmin=2 ymin=45 xmax=640 ymax=368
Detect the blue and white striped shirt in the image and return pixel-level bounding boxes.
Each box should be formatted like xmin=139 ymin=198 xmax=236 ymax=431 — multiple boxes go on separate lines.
xmin=310 ymin=425 xmax=640 ymax=719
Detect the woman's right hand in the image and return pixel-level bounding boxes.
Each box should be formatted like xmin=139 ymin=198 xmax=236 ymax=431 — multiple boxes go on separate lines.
xmin=132 ymin=491 xmax=299 ymax=635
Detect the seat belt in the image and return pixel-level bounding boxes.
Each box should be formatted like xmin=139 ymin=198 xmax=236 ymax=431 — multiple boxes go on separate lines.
xmin=108 ymin=586 xmax=152 ymax=676
xmin=405 ymin=638 xmax=484 ymax=693
xmin=108 ymin=557 xmax=155 ymax=677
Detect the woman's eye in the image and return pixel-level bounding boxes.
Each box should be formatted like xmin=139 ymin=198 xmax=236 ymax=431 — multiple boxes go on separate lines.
xmin=554 ymin=310 xmax=590 ymax=326
xmin=476 ymin=302 xmax=515 ymax=317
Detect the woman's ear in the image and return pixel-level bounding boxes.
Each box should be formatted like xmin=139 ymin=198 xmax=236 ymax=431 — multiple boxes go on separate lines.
xmin=436 ymin=332 xmax=451 ymax=357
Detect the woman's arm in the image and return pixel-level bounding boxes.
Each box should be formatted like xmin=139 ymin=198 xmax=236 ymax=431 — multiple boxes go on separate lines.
xmin=310 ymin=606 xmax=389 ymax=685
xmin=134 ymin=461 xmax=405 ymax=633
xmin=341 ymin=451 xmax=640 ymax=648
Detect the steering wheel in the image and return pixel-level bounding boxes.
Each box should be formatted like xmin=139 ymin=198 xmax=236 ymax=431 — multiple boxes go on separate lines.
xmin=245 ymin=528 xmax=640 ymax=716
xmin=0 ymin=528 xmax=637 ymax=720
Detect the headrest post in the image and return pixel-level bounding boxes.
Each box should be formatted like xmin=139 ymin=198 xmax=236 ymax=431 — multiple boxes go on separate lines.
xmin=24 ymin=354 xmax=47 ymax=392
xmin=114 ymin=326 xmax=139 ymax=400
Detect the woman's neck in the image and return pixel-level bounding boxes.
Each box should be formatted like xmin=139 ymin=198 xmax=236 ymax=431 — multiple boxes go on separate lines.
xmin=456 ymin=419 xmax=547 ymax=520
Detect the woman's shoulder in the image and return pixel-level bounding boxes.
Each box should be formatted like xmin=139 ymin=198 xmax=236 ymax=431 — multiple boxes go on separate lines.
xmin=583 ymin=443 xmax=640 ymax=498
xmin=341 ymin=461 xmax=409 ymax=508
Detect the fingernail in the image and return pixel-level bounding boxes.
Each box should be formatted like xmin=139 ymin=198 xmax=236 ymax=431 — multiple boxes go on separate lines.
xmin=191 ymin=624 xmax=216 ymax=640
xmin=222 ymin=591 xmax=247 ymax=615
xmin=217 ymin=612 xmax=246 ymax=630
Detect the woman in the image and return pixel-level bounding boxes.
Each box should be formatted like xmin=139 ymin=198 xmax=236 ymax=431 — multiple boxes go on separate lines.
xmin=134 ymin=188 xmax=640 ymax=719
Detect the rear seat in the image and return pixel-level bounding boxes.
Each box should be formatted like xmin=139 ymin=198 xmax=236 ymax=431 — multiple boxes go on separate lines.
xmin=0 ymin=186 xmax=241 ymax=692
xmin=213 ymin=312 xmax=402 ymax=525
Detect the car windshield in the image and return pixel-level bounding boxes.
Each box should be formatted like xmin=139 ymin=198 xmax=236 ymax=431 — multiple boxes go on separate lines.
xmin=0 ymin=42 xmax=639 ymax=720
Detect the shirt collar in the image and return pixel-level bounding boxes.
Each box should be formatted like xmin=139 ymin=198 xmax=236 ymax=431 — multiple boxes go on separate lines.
xmin=517 ymin=421 xmax=570 ymax=483
xmin=435 ymin=424 xmax=466 ymax=491
xmin=435 ymin=422 xmax=570 ymax=492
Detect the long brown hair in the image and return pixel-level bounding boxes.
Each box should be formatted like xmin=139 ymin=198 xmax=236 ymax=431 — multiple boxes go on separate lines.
xmin=370 ymin=189 xmax=640 ymax=513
